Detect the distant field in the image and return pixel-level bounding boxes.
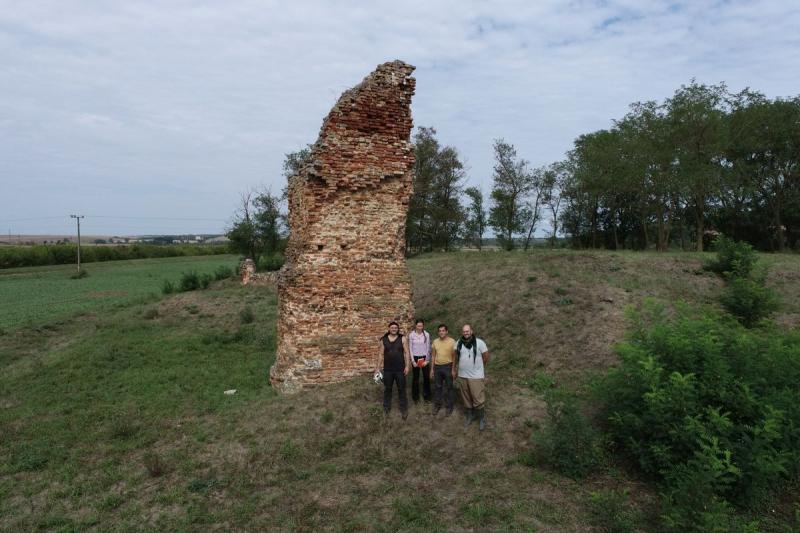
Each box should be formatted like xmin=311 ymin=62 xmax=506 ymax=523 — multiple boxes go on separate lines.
xmin=0 ymin=255 xmax=239 ymax=330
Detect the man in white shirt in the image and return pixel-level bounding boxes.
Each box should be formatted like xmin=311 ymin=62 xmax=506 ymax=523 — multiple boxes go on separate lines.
xmin=455 ymin=324 xmax=490 ymax=431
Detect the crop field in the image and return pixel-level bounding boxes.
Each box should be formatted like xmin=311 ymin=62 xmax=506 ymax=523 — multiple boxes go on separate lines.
xmin=1 ymin=251 xmax=799 ymax=531
xmin=0 ymin=255 xmax=239 ymax=331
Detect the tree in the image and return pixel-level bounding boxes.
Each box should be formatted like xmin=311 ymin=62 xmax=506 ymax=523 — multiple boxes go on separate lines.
xmin=253 ymin=190 xmax=284 ymax=255
xmin=488 ymin=139 xmax=534 ymax=250
xmin=463 ymin=186 xmax=486 ymax=249
xmin=542 ymin=162 xmax=567 ymax=247
xmin=227 ymin=146 xmax=309 ymax=258
xmin=406 ymin=127 xmax=466 ymax=252
xmin=227 ymin=189 xmax=259 ymax=259
xmin=522 ymin=167 xmax=548 ymax=250
xmin=666 ymin=81 xmax=729 ymax=251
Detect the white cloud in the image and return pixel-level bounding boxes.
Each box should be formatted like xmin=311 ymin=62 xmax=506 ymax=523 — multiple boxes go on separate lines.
xmin=1 ymin=0 xmax=799 ymax=234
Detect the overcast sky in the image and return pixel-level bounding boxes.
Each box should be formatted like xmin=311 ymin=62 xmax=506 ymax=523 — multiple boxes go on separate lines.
xmin=2 ymin=0 xmax=799 ymax=236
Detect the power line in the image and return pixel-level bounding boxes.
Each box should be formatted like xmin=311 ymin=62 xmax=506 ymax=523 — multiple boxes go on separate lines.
xmin=0 ymin=215 xmax=228 ymax=223
xmin=87 ymin=215 xmax=228 ymax=221
xmin=0 ymin=216 xmax=67 ymax=223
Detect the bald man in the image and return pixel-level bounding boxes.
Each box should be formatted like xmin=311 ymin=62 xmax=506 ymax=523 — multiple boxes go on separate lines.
xmin=455 ymin=324 xmax=490 ymax=431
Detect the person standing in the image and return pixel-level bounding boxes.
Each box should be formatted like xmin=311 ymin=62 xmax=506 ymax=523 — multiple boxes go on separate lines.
xmin=430 ymin=324 xmax=456 ymax=416
xmin=375 ymin=321 xmax=411 ymax=419
xmin=408 ymin=319 xmax=432 ymax=403
xmin=455 ymin=324 xmax=491 ymax=431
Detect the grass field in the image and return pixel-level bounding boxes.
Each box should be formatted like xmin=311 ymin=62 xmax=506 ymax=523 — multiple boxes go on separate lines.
xmin=0 ymin=255 xmax=239 ymax=330
xmin=1 ymin=251 xmax=798 ymax=531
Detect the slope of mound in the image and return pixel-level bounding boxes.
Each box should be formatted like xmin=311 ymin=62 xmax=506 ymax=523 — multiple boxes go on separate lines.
xmin=1 ymin=250 xmax=798 ymax=530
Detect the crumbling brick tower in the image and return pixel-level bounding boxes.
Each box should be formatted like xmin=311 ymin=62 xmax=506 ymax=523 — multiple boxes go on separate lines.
xmin=270 ymin=61 xmax=416 ymax=393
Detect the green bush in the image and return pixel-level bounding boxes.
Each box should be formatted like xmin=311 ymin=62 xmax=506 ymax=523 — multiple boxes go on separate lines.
xmin=0 ymin=243 xmax=228 ymax=269
xmin=533 ymin=389 xmax=605 ymax=479
xmin=161 ymin=280 xmax=176 ymax=294
xmin=199 ymin=273 xmax=213 ymax=290
xmin=705 ymin=235 xmax=758 ymax=278
xmin=179 ymin=271 xmax=201 ymax=292
xmin=69 ymin=269 xmax=89 ymax=279
xmin=257 ymin=252 xmax=284 ymax=272
xmin=588 ymin=489 xmax=639 ymax=533
xmin=239 ymin=306 xmax=255 ymax=324
xmin=720 ymin=273 xmax=779 ymax=327
xmin=599 ymin=303 xmax=800 ymax=526
xmin=213 ymin=265 xmax=234 ymax=281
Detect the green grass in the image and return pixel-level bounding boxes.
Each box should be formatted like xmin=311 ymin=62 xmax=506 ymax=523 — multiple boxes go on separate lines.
xmin=1 ymin=250 xmax=798 ymax=530
xmin=0 ymin=255 xmax=239 ymax=330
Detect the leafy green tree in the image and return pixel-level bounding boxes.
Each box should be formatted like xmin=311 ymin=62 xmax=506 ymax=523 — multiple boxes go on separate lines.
xmin=228 ymin=146 xmax=310 ymax=258
xmin=463 ymin=186 xmax=486 ymax=249
xmin=666 ymin=81 xmax=729 ymax=251
xmin=406 ymin=127 xmax=465 ymax=252
xmin=542 ymin=162 xmax=567 ymax=247
xmin=488 ymin=139 xmax=534 ymax=250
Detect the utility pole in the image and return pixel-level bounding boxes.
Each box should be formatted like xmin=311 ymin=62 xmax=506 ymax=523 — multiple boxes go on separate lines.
xmin=70 ymin=215 xmax=85 ymax=273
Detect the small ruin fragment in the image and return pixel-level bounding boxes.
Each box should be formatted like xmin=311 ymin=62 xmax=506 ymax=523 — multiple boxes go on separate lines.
xmin=270 ymin=61 xmax=417 ymax=393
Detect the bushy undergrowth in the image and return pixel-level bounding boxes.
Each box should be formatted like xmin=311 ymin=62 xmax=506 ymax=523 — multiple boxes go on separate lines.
xmin=705 ymin=235 xmax=758 ymax=278
xmin=588 ymin=489 xmax=640 ymax=533
xmin=0 ymin=243 xmax=228 ymax=269
xmin=69 ymin=269 xmax=89 ymax=279
xmin=599 ymin=303 xmax=800 ymax=530
xmin=533 ymin=389 xmax=606 ymax=479
xmin=162 ymin=265 xmax=235 ymax=295
xmin=707 ymin=235 xmax=779 ymax=327
xmin=720 ymin=274 xmax=780 ymax=327
xmin=257 ymin=252 xmax=284 ymax=272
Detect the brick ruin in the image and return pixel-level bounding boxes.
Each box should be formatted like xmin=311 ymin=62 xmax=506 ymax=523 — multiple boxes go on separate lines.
xmin=240 ymin=258 xmax=277 ymax=286
xmin=270 ymin=60 xmax=416 ymax=393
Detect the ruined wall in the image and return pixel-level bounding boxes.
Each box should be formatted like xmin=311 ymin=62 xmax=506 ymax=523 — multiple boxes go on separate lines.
xmin=270 ymin=61 xmax=416 ymax=393
xmin=240 ymin=258 xmax=277 ymax=286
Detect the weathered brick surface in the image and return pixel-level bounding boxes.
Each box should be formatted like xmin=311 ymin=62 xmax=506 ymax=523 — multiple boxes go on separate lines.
xmin=240 ymin=258 xmax=277 ymax=286
xmin=270 ymin=61 xmax=416 ymax=393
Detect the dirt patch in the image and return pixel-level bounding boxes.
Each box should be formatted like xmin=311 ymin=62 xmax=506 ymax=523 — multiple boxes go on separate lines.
xmin=86 ymin=290 xmax=129 ymax=299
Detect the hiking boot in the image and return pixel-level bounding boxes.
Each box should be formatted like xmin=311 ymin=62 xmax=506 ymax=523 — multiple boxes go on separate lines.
xmin=478 ymin=408 xmax=487 ymax=431
xmin=401 ymin=410 xmax=409 ymax=420
xmin=432 ymin=405 xmax=441 ymax=416
xmin=383 ymin=407 xmax=390 ymax=416
xmin=464 ymin=408 xmax=474 ymax=427
xmin=445 ymin=407 xmax=454 ymax=417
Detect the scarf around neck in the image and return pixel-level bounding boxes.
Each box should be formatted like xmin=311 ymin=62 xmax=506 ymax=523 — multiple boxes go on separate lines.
xmin=458 ymin=335 xmax=478 ymax=362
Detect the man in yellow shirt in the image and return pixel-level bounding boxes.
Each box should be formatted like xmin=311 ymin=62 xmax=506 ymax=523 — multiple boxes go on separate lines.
xmin=430 ymin=324 xmax=456 ymax=416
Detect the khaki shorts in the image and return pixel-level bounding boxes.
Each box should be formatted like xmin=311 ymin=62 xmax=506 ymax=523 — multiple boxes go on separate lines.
xmin=458 ymin=377 xmax=486 ymax=409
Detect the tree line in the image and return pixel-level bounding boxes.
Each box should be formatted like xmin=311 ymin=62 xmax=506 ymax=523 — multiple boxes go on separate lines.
xmin=229 ymin=81 xmax=799 ymax=256
xmin=557 ymin=82 xmax=800 ymax=252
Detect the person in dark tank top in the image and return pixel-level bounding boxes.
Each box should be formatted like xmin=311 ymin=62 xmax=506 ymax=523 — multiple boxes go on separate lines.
xmin=375 ymin=321 xmax=411 ymax=419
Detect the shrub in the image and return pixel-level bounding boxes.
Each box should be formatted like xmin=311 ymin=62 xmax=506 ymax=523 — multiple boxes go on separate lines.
xmin=599 ymin=303 xmax=800 ymax=523
xmin=257 ymin=252 xmax=284 ymax=272
xmin=588 ymin=489 xmax=639 ymax=533
xmin=239 ymin=306 xmax=255 ymax=324
xmin=70 ymin=269 xmax=89 ymax=279
xmin=161 ymin=280 xmax=176 ymax=294
xmin=705 ymin=235 xmax=758 ymax=278
xmin=720 ymin=273 xmax=779 ymax=327
xmin=0 ymin=244 xmax=228 ymax=269
xmin=213 ymin=265 xmax=234 ymax=281
xmin=533 ymin=389 xmax=605 ymax=479
xmin=179 ymin=271 xmax=200 ymax=292
xmin=199 ymin=273 xmax=213 ymax=289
